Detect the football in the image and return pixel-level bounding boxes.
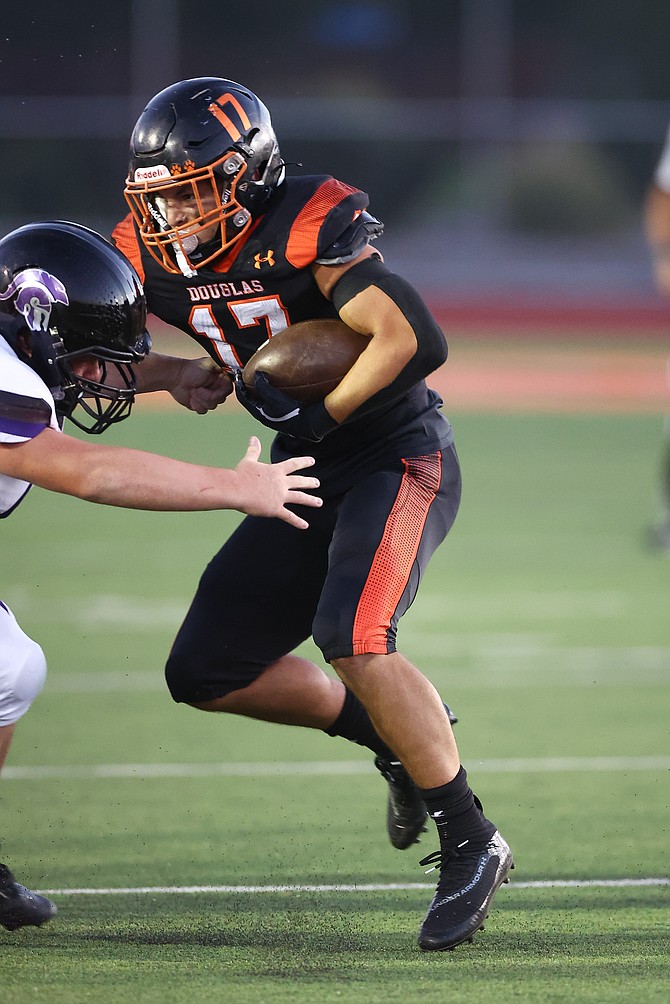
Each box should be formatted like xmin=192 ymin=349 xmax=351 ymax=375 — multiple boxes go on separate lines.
xmin=242 ymin=318 xmax=369 ymax=403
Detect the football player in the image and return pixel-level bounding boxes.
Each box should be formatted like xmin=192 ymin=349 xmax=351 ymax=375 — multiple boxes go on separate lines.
xmin=114 ymin=78 xmax=513 ymax=952
xmin=0 ymin=220 xmax=321 ymax=931
xmin=644 ymin=123 xmax=670 ymax=552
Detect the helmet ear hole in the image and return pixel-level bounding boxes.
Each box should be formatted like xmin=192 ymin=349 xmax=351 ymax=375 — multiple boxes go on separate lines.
xmin=252 ymin=157 xmax=269 ymax=182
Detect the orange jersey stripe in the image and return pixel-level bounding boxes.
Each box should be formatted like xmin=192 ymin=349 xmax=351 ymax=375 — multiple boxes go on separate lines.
xmin=285 ymin=179 xmax=359 ymax=269
xmin=352 ymin=454 xmax=442 ymax=655
xmin=111 ymin=214 xmax=145 ymax=283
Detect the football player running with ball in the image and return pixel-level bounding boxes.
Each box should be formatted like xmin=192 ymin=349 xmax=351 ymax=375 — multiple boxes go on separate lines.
xmin=114 ymin=77 xmax=513 ymax=952
xmin=0 ymin=221 xmax=321 ymax=932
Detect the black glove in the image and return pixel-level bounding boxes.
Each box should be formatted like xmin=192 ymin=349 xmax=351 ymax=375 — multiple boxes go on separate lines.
xmin=234 ymin=371 xmax=338 ymax=442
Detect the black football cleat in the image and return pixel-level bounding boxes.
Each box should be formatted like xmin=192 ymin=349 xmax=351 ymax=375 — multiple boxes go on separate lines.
xmin=374 ymin=756 xmax=428 ymax=850
xmin=0 ymin=864 xmax=57 ymax=931
xmin=417 ymin=830 xmax=513 ymax=951
xmin=443 ymin=702 xmax=458 ymax=726
xmin=374 ymin=702 xmax=459 ymax=851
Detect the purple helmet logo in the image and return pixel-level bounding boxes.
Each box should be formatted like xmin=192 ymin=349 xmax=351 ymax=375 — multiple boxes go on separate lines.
xmin=0 ymin=268 xmax=69 ymax=332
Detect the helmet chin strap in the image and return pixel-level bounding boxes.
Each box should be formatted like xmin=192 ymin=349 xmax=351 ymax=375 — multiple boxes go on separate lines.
xmin=147 ymin=202 xmax=198 ymax=278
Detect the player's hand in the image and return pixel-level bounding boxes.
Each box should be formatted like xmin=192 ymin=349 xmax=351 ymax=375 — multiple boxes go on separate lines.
xmin=234 ymin=372 xmax=338 ymax=442
xmin=170 ymin=357 xmax=234 ymax=413
xmin=234 ymin=436 xmax=322 ymax=529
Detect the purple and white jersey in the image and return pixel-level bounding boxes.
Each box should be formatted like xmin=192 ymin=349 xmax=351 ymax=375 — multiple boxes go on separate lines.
xmin=0 ymin=333 xmax=59 ymax=517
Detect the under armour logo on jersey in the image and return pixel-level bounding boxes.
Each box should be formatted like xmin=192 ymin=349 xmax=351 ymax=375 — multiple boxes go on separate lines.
xmin=254 ymin=251 xmax=275 ymax=270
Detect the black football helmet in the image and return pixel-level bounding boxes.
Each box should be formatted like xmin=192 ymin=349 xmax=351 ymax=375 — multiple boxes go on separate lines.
xmin=124 ymin=77 xmax=285 ymax=276
xmin=0 ymin=221 xmax=150 ymax=434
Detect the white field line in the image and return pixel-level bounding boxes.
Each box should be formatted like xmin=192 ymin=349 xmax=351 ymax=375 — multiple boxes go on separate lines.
xmin=36 ymin=878 xmax=670 ymax=897
xmin=39 ymin=642 xmax=670 ymax=695
xmin=4 ymin=756 xmax=670 ymax=781
xmin=6 ymin=590 xmax=638 ymax=628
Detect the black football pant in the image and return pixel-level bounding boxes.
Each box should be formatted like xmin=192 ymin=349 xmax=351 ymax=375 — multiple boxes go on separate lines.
xmin=165 ymin=445 xmax=461 ymax=703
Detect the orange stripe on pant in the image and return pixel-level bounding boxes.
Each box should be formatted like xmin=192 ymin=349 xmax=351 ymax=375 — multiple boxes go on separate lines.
xmin=351 ymin=453 xmax=442 ymax=655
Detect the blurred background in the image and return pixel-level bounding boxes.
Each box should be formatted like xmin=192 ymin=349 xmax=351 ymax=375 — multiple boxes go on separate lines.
xmin=1 ymin=10 xmax=669 ymax=990
xmin=1 ymin=0 xmax=670 ymax=318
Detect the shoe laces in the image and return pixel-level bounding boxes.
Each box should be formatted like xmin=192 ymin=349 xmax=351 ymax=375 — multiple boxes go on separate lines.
xmin=419 ymin=840 xmax=483 ymax=887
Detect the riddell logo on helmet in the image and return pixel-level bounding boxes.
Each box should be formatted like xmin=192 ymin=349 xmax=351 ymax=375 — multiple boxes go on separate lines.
xmin=134 ymin=165 xmax=172 ymax=182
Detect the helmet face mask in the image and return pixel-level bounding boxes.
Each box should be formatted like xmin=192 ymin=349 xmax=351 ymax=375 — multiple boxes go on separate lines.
xmin=0 ymin=221 xmax=150 ymax=434
xmin=48 ymin=342 xmax=145 ymax=435
xmin=126 ymin=150 xmax=254 ymax=275
xmin=124 ymin=78 xmax=284 ymax=275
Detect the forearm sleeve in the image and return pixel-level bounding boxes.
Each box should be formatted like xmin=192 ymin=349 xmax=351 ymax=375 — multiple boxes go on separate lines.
xmin=331 ymin=258 xmax=448 ymax=407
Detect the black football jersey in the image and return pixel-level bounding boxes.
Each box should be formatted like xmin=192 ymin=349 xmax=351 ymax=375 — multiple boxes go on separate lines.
xmin=113 ymin=175 xmax=453 ymax=495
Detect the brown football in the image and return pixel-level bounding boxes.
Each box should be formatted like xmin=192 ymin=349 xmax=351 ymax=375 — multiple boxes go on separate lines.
xmin=242 ymin=318 xmax=369 ymax=403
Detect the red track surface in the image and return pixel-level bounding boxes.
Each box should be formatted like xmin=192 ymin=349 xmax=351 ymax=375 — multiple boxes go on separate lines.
xmin=430 ymin=341 xmax=669 ymax=413
xmin=144 ymin=316 xmax=669 ymax=415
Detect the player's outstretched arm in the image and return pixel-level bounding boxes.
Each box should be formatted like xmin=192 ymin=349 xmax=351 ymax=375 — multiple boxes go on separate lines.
xmin=0 ymin=431 xmax=321 ymax=528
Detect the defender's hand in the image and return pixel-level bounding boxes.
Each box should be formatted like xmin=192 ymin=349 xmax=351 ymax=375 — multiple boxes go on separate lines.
xmin=235 ymin=437 xmax=322 ymax=529
xmin=170 ymin=358 xmax=233 ymax=413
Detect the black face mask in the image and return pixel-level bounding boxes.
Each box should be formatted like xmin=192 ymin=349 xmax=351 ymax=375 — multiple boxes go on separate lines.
xmin=1 ymin=318 xmax=150 ymax=435
xmin=55 ymin=355 xmax=140 ymax=435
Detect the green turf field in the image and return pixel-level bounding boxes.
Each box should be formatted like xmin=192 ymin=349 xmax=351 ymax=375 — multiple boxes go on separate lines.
xmin=1 ymin=399 xmax=669 ymax=1003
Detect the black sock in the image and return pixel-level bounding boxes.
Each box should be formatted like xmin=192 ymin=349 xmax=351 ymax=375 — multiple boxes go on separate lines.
xmin=420 ymin=766 xmax=496 ymax=854
xmin=323 ymin=687 xmax=393 ymax=759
